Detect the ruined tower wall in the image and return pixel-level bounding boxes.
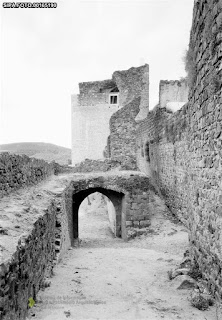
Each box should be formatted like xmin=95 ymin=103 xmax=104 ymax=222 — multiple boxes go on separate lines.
xmin=137 ymin=0 xmax=222 ymax=301
xmin=71 ymin=65 xmax=149 ymax=165
xmin=109 ymin=97 xmax=140 ymax=170
xmin=106 ymin=65 xmax=150 ymax=170
xmin=78 ymin=79 xmax=116 ymax=106
xmin=112 ymin=64 xmax=149 ymax=111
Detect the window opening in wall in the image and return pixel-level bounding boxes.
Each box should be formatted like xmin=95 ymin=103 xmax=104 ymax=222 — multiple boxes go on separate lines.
xmin=144 ymin=142 xmax=150 ymax=162
xmin=110 ymin=95 xmax=118 ymax=104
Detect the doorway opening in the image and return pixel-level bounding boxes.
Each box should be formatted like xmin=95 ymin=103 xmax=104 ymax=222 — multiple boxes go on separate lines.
xmin=72 ymin=187 xmax=126 ymax=244
xmin=79 ymin=192 xmax=116 ymax=243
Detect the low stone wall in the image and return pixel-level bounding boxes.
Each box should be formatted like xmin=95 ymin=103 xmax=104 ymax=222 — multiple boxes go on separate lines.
xmin=0 ymin=176 xmax=72 ymax=320
xmin=71 ymin=158 xmax=121 ymax=173
xmin=71 ymin=158 xmax=139 ymax=173
xmin=0 ymin=203 xmax=56 ymax=320
xmin=0 ymin=153 xmax=55 ymax=198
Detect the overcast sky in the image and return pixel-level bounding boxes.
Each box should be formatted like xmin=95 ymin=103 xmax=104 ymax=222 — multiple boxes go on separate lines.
xmin=0 ymin=0 xmax=194 ymax=148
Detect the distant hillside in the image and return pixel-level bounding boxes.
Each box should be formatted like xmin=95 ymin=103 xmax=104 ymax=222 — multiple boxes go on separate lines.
xmin=0 ymin=142 xmax=71 ymax=165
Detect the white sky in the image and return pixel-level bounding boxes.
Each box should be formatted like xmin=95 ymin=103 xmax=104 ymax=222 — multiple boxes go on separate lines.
xmin=0 ymin=0 xmax=194 ymax=148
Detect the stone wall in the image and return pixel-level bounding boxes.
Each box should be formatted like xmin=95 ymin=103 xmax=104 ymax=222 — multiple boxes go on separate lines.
xmin=136 ymin=107 xmax=171 ymax=176
xmin=79 ymin=80 xmax=116 ymax=95
xmin=0 ymin=167 xmax=160 ymax=319
xmin=186 ymin=0 xmax=222 ymax=302
xmin=71 ymin=158 xmax=121 ymax=173
xmin=109 ymin=97 xmax=140 ymax=170
xmin=113 ymin=64 xmax=149 ymax=114
xmin=0 ymin=175 xmax=72 ymax=320
xmin=0 ymin=153 xmax=55 ymax=198
xmin=78 ymin=92 xmax=108 ymax=106
xmin=0 ymin=199 xmax=56 ymax=320
xmin=71 ymin=64 xmax=149 ymax=165
xmin=78 ymin=80 xmax=114 ymax=106
xmin=137 ymin=105 xmax=190 ymax=223
xmin=63 ymin=172 xmax=157 ymax=240
xmin=137 ymin=0 xmax=222 ymax=302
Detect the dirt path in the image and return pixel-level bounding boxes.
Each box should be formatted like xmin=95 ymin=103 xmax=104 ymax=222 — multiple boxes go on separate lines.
xmin=27 ymin=194 xmax=217 ymax=320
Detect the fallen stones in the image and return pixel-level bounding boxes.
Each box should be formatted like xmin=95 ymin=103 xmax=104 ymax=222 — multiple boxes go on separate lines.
xmin=171 ymin=275 xmax=197 ymax=290
xmin=127 ymin=227 xmax=153 ymax=240
xmin=168 ymin=252 xmax=197 ymax=290
xmin=179 ymin=256 xmax=191 ymax=269
xmin=168 ymin=251 xmax=215 ymax=311
xmin=190 ymin=289 xmax=214 ymax=310
xmin=40 ymin=279 xmax=52 ymax=290
xmin=169 ymin=268 xmax=190 ymax=279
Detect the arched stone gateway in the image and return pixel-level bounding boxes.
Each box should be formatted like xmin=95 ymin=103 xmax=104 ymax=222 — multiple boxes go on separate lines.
xmin=0 ymin=170 xmax=158 ymax=319
xmin=59 ymin=172 xmax=157 ymax=248
xmin=73 ymin=188 xmax=125 ymax=239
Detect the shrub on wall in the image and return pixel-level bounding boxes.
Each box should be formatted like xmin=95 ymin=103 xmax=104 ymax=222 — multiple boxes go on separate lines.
xmin=183 ymin=45 xmax=197 ymax=89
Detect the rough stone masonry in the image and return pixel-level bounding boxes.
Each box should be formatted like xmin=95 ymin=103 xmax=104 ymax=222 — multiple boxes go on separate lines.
xmin=71 ymin=64 xmax=149 ymax=166
xmin=137 ymin=0 xmax=222 ymax=303
xmin=0 ymin=170 xmax=158 ymax=319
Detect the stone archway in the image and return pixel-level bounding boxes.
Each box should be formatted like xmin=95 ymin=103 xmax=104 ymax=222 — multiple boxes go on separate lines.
xmin=60 ymin=172 xmax=155 ymax=251
xmin=72 ymin=187 xmax=125 ymax=241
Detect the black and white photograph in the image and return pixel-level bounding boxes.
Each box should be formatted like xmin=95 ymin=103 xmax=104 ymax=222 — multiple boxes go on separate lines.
xmin=0 ymin=0 xmax=222 ymax=319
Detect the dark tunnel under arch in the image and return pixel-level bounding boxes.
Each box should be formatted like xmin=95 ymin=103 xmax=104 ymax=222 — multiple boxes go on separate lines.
xmin=72 ymin=187 xmax=126 ymax=241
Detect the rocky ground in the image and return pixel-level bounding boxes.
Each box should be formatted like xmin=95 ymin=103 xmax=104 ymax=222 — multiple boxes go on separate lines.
xmin=26 ymin=193 xmax=219 ymax=320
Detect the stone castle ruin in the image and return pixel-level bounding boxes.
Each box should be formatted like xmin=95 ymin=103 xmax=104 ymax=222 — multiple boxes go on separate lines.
xmin=71 ymin=64 xmax=149 ymax=165
xmin=0 ymin=0 xmax=221 ymax=319
xmin=72 ymin=66 xmax=189 ymax=172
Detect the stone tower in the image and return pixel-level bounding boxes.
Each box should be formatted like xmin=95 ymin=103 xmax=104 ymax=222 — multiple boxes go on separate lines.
xmin=71 ymin=64 xmax=149 ymax=165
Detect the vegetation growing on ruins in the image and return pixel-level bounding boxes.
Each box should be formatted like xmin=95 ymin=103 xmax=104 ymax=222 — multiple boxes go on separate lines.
xmin=164 ymin=110 xmax=188 ymax=143
xmin=183 ymin=44 xmax=197 ymax=89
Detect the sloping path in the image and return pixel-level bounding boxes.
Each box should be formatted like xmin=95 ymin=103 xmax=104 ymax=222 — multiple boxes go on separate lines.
xmin=27 ymin=194 xmax=217 ymax=320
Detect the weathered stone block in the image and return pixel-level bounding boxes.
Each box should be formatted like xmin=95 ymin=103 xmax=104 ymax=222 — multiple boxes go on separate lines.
xmin=139 ymin=220 xmax=151 ymax=228
xmin=133 ymin=221 xmax=140 ymax=227
xmin=126 ymin=221 xmax=133 ymax=227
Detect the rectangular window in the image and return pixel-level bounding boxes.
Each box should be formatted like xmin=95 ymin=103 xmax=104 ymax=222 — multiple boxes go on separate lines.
xmin=110 ymin=95 xmax=118 ymax=104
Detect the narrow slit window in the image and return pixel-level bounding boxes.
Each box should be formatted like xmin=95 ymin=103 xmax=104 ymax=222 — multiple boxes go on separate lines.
xmin=145 ymin=142 xmax=150 ymax=162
